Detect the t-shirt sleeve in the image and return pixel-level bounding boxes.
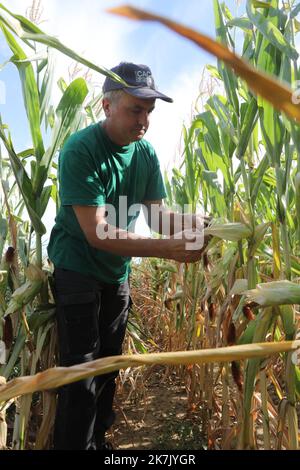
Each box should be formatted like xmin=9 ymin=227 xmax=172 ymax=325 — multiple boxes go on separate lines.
xmin=59 ymin=148 xmax=106 ymax=206
xmin=143 ymin=146 xmax=167 ymax=201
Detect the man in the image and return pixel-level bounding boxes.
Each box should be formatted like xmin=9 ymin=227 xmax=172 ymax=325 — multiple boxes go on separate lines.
xmin=47 ymin=62 xmax=206 ymax=450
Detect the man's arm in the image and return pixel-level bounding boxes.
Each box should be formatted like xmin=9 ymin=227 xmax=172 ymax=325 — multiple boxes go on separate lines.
xmin=73 ymin=205 xmax=205 ymax=263
xmin=142 ymin=200 xmax=209 ymax=236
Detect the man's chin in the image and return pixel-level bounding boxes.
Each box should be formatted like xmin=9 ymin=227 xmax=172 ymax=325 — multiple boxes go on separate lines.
xmin=132 ymin=133 xmax=145 ymax=142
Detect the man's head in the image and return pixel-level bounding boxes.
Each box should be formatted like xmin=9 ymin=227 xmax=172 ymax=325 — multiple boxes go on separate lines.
xmin=101 ymin=62 xmax=173 ymax=146
xmin=102 ymin=90 xmax=155 ymax=145
xmin=102 ymin=62 xmax=173 ymax=103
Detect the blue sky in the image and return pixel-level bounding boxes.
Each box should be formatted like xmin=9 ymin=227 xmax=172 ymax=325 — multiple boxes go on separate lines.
xmin=0 ymin=0 xmax=242 ymax=240
xmin=0 ymin=0 xmax=242 ymax=161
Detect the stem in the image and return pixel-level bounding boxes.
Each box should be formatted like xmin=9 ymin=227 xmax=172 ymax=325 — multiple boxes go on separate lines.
xmin=281 ymin=222 xmax=292 ymax=280
xmin=35 ymin=233 xmax=42 ymax=268
xmin=259 ymin=369 xmax=270 ymax=450
xmin=240 ymin=159 xmax=255 ymax=228
xmin=27 ymin=226 xmax=33 ymax=267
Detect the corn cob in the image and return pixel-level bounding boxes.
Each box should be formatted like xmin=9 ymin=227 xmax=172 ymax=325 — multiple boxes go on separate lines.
xmin=5 ymin=265 xmax=45 ymax=316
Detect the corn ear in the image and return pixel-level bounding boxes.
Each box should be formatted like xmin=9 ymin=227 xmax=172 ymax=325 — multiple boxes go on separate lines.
xmin=244 ymin=280 xmax=300 ymax=307
xmin=205 ymin=222 xmax=253 ymax=241
xmin=249 ymin=222 xmax=271 ymax=257
xmin=5 ymin=265 xmax=45 ymax=316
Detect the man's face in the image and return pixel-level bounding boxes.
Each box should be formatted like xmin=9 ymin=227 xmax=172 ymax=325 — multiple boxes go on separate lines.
xmin=103 ymin=92 xmax=155 ymax=145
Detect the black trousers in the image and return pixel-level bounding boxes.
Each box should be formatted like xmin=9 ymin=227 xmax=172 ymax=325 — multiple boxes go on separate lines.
xmin=52 ymin=267 xmax=131 ymax=450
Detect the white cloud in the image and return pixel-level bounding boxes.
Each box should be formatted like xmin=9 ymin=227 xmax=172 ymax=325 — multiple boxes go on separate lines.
xmin=146 ymin=66 xmax=205 ymax=171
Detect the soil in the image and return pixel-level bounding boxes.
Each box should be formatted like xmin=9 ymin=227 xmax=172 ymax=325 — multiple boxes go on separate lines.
xmin=107 ymin=366 xmax=205 ymax=451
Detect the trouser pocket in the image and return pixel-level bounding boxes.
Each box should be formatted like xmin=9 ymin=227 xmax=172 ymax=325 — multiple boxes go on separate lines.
xmin=56 ymin=291 xmax=100 ymax=363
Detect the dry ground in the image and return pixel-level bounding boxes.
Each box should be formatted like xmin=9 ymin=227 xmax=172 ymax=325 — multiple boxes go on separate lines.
xmin=107 ymin=366 xmax=205 ymax=450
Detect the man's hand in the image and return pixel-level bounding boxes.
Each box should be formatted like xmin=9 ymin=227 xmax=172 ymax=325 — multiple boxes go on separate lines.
xmin=165 ymin=229 xmax=208 ymax=263
xmin=194 ymin=213 xmax=212 ymax=230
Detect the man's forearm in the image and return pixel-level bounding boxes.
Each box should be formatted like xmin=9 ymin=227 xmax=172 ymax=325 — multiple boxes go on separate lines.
xmin=90 ymin=223 xmax=166 ymax=258
xmin=143 ymin=204 xmax=204 ymax=236
xmin=159 ymin=211 xmax=199 ymax=236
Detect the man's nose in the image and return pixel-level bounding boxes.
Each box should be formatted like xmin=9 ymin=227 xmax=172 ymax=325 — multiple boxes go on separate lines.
xmin=138 ymin=112 xmax=149 ymax=127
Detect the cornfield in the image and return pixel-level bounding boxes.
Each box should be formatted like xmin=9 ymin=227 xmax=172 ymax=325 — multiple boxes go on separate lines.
xmin=0 ymin=0 xmax=300 ymax=451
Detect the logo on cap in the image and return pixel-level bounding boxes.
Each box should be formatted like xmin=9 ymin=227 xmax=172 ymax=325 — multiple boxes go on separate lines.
xmin=135 ymin=70 xmax=154 ymax=87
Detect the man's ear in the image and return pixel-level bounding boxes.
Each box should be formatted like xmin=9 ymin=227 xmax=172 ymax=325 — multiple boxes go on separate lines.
xmin=102 ymin=98 xmax=111 ymax=118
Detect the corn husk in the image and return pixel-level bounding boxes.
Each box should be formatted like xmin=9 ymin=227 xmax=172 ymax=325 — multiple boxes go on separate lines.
xmin=5 ymin=265 xmax=45 ymax=316
xmin=205 ymin=223 xmax=252 ymax=241
xmin=243 ymin=281 xmax=300 ymax=307
xmin=249 ymin=222 xmax=271 ymax=256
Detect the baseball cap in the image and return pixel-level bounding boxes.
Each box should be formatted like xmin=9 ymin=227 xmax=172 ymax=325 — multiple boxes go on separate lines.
xmin=102 ymin=62 xmax=173 ymax=103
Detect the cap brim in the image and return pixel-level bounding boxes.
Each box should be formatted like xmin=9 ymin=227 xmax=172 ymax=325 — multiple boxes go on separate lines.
xmin=124 ymin=87 xmax=173 ymax=103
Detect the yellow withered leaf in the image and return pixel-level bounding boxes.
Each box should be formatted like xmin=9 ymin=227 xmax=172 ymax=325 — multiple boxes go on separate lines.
xmin=0 ymin=341 xmax=299 ymax=403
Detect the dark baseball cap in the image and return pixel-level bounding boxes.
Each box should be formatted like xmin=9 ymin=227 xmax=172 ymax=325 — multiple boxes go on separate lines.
xmin=102 ymin=62 xmax=173 ymax=103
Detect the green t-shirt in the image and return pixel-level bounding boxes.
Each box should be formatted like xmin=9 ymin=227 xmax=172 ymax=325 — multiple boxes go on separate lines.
xmin=47 ymin=123 xmax=167 ymax=284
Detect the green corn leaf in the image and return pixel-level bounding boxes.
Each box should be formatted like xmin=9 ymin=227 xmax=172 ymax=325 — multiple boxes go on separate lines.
xmin=0 ymin=216 xmax=7 ymax=260
xmin=252 ymin=0 xmax=271 ymax=7
xmin=17 ymin=148 xmax=35 ymax=159
xmin=247 ymin=0 xmax=298 ymax=61
xmin=260 ymin=107 xmax=285 ymax=167
xmin=37 ymin=57 xmax=48 ymax=74
xmin=196 ymin=111 xmax=222 ymax=157
xmin=214 ymin=0 xmax=239 ymax=113
xmin=208 ymin=95 xmax=237 ymax=145
xmin=33 ymin=78 xmax=89 ymax=196
xmin=291 ymin=3 xmax=300 ymax=19
xmin=0 ymin=24 xmax=44 ymax=162
xmin=206 ymin=64 xmax=222 ymax=80
xmin=39 ymin=186 xmax=52 ymax=219
xmin=250 ymin=153 xmax=270 ymax=205
xmin=221 ymin=3 xmax=233 ymax=22
xmin=0 ymin=3 xmax=43 ymax=34
xmin=238 ymin=318 xmax=257 ymax=345
xmin=0 ymin=329 xmax=26 ymax=379
xmin=279 ymin=19 xmax=294 ymax=86
xmin=202 ymin=170 xmax=227 ymax=216
xmin=236 ymin=97 xmax=258 ymax=159
xmin=227 ymin=17 xmax=253 ymax=31
xmin=279 ymin=305 xmax=296 ymax=341
xmin=22 ymin=33 xmax=128 ymax=86
xmin=39 ymin=51 xmax=55 ymax=125
xmin=0 ymin=125 xmax=46 ymax=235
